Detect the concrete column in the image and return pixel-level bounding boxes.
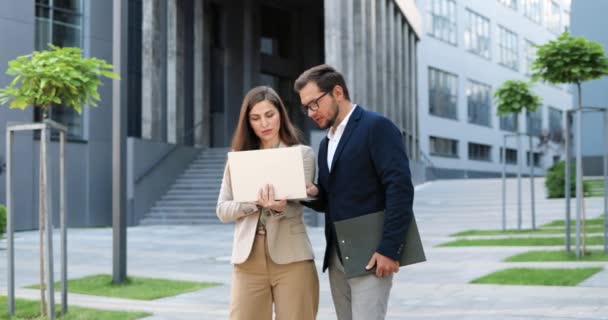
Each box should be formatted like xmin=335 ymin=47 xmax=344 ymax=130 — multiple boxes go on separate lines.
xmin=342 ymin=0 xmax=354 ymax=92
xmin=367 ymin=0 xmax=377 ymax=109
xmin=385 ymin=0 xmax=397 ymax=120
xmin=141 ymin=0 xmax=163 ymax=141
xmin=411 ymin=32 xmax=419 ymax=160
xmin=403 ymin=22 xmax=410 ymax=142
xmin=324 ymin=0 xmax=343 ymax=72
xmin=396 ymin=13 xmax=404 ymax=133
xmin=193 ymin=0 xmax=209 ymax=147
xmin=353 ymin=0 xmax=367 ymax=105
xmin=167 ymin=0 xmax=185 ymax=144
xmin=242 ymin=0 xmax=254 ymax=95
xmin=376 ymin=0 xmax=386 ymax=114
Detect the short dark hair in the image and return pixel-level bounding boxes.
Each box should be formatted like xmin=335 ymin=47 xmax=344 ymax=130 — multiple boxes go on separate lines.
xmin=294 ymin=64 xmax=350 ymax=101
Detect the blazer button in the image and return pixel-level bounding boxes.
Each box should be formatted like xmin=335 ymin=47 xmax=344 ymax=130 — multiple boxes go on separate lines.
xmin=345 ymin=256 xmax=349 ymax=260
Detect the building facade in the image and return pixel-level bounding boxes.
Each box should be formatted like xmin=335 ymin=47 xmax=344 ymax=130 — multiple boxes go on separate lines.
xmin=417 ymin=0 xmax=573 ymax=178
xmin=570 ymin=0 xmax=608 ymax=176
xmin=0 ymin=0 xmax=422 ymax=230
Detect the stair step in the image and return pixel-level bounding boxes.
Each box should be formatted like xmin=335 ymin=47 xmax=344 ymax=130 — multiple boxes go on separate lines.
xmin=150 ymin=207 xmax=215 ymax=213
xmin=141 ymin=147 xmax=233 ymax=225
xmin=145 ymin=212 xmax=218 ymax=219
xmin=140 ymin=219 xmax=224 ymax=226
xmin=161 ymin=194 xmax=219 ymax=200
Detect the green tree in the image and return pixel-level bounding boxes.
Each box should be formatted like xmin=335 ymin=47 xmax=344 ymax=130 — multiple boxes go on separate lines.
xmin=494 ymin=80 xmax=542 ymax=117
xmin=0 ymin=44 xmax=119 ymax=117
xmin=532 ymin=32 xmax=608 ymax=257
xmin=0 ymin=45 xmax=118 ymax=317
xmin=532 ymin=32 xmax=608 ymax=99
xmin=495 ymin=80 xmax=542 ymax=231
xmin=0 ymin=204 xmax=6 ymax=238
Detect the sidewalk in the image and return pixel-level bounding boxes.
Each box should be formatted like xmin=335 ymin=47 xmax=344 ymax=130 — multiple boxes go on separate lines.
xmin=1 ymin=178 xmax=607 ymax=319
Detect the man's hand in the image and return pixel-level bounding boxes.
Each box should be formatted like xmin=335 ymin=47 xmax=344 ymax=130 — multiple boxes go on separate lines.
xmin=256 ymin=184 xmax=287 ymax=212
xmin=306 ymin=183 xmax=319 ymax=197
xmin=366 ymin=252 xmax=399 ymax=277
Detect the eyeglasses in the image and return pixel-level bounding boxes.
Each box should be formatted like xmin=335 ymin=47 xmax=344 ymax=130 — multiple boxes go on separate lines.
xmin=301 ymin=91 xmax=329 ymax=114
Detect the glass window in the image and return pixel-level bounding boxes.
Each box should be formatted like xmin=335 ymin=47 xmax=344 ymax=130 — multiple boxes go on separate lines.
xmin=428 ymin=67 xmax=458 ymax=120
xmin=498 ymin=0 xmax=517 ymax=10
xmin=500 ymin=147 xmax=518 ymax=164
xmin=500 ymin=114 xmax=518 ymax=132
xmin=34 ymin=0 xmax=84 ymax=139
xmin=526 ymin=107 xmax=543 ymax=137
xmin=563 ymin=10 xmax=570 ymax=32
xmin=548 ymin=106 xmax=563 ymax=142
xmin=527 ymin=151 xmax=543 ymax=167
xmin=523 ymin=39 xmax=536 ymax=75
xmin=465 ymin=9 xmax=491 ymax=59
xmin=544 ymin=0 xmax=561 ymax=34
xmin=468 ymin=143 xmax=492 ymax=161
xmin=498 ymin=25 xmax=518 ymax=71
xmin=427 ymin=0 xmax=457 ymax=45
xmin=430 ymin=136 xmax=459 ymax=158
xmin=523 ymin=0 xmax=542 ymax=24
xmin=467 ymin=80 xmax=492 ymax=127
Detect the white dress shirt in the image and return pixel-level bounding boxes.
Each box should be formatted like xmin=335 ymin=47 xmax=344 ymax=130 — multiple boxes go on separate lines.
xmin=327 ymin=104 xmax=357 ymax=172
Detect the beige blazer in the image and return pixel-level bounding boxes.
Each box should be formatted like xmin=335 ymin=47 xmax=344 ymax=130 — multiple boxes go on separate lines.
xmin=216 ymin=144 xmax=316 ymax=265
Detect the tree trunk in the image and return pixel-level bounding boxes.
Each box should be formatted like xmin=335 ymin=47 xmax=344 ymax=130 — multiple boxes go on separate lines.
xmin=39 ymin=143 xmax=46 ymax=316
xmin=39 ymin=105 xmax=50 ymax=316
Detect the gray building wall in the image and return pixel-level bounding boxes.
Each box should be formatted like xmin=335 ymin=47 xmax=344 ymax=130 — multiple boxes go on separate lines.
xmin=417 ymin=0 xmax=573 ymax=178
xmin=570 ymin=0 xmax=608 ymax=176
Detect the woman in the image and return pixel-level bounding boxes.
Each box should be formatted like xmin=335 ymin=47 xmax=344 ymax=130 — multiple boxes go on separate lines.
xmin=216 ymin=86 xmax=319 ymax=320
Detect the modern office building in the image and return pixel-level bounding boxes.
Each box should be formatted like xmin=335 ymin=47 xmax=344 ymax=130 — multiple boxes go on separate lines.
xmin=417 ymin=0 xmax=573 ymax=178
xmin=0 ymin=0 xmax=423 ymax=230
xmin=570 ymin=0 xmax=608 ymax=176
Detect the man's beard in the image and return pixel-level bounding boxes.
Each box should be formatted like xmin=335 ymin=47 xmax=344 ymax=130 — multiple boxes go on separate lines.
xmin=318 ymin=102 xmax=339 ymax=129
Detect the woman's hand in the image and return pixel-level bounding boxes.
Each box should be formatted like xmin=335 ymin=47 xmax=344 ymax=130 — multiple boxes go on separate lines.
xmin=306 ymin=183 xmax=319 ymax=197
xmin=256 ymin=184 xmax=287 ymax=213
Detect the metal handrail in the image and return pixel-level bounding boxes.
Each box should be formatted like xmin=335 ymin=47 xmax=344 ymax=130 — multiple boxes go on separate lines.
xmin=418 ymin=150 xmax=437 ymax=181
xmin=134 ymin=120 xmax=206 ymax=184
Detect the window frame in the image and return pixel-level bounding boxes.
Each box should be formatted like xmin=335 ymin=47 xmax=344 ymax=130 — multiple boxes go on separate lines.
xmin=34 ymin=0 xmax=86 ymax=142
xmin=427 ymin=0 xmax=458 ymax=45
xmin=464 ymin=8 xmax=491 ymax=60
xmin=428 ymin=67 xmax=459 ymax=120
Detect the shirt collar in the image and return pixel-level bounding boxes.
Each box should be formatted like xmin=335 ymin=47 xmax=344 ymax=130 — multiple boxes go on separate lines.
xmin=327 ymin=104 xmax=357 ymax=140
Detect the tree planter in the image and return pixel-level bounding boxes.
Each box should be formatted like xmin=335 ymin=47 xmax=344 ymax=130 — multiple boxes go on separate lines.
xmin=0 ymin=45 xmax=118 ymax=319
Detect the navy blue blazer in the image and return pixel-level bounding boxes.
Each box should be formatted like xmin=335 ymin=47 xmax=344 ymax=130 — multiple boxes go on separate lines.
xmin=307 ymin=105 xmax=415 ymax=272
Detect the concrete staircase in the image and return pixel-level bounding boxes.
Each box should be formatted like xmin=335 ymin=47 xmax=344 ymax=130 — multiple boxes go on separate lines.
xmin=139 ymin=148 xmax=230 ymax=225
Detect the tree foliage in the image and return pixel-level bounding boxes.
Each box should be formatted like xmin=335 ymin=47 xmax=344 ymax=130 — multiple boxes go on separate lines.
xmin=494 ymin=80 xmax=542 ymax=116
xmin=0 ymin=44 xmax=119 ymax=113
xmin=532 ymin=32 xmax=608 ymax=85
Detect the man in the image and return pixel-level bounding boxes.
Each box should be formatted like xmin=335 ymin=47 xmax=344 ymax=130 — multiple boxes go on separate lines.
xmin=294 ymin=64 xmax=417 ymax=320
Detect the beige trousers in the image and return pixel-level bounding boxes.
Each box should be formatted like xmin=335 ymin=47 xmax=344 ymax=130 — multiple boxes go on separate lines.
xmin=230 ymin=234 xmax=319 ymax=320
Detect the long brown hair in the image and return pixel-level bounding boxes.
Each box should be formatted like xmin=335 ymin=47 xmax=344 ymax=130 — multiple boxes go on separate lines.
xmin=231 ymin=86 xmax=301 ymax=151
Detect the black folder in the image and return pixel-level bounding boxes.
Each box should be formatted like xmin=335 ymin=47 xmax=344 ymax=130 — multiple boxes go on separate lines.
xmin=334 ymin=211 xmax=426 ymax=278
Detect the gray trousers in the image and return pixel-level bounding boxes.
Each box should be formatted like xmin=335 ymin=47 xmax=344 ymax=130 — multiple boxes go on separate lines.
xmin=328 ymin=248 xmax=393 ymax=320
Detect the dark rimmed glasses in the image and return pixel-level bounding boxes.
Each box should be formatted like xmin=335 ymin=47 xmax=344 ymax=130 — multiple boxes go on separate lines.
xmin=301 ymin=91 xmax=329 ymax=114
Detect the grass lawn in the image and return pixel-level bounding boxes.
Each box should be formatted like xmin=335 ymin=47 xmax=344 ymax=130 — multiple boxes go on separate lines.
xmin=439 ymin=235 xmax=605 ymax=247
xmin=541 ymin=218 xmax=605 ymax=228
xmin=471 ymin=267 xmax=603 ymax=286
xmin=505 ymin=250 xmax=608 ymax=262
xmin=27 ymin=274 xmax=220 ymax=301
xmin=451 ymin=226 xmax=605 ymax=237
xmin=0 ymin=296 xmax=150 ymax=320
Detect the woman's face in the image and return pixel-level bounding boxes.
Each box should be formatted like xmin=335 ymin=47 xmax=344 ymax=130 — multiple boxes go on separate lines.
xmin=248 ymin=100 xmax=281 ymax=146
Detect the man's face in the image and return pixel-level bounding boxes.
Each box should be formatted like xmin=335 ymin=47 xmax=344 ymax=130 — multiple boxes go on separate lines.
xmin=298 ymin=82 xmax=339 ymax=130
